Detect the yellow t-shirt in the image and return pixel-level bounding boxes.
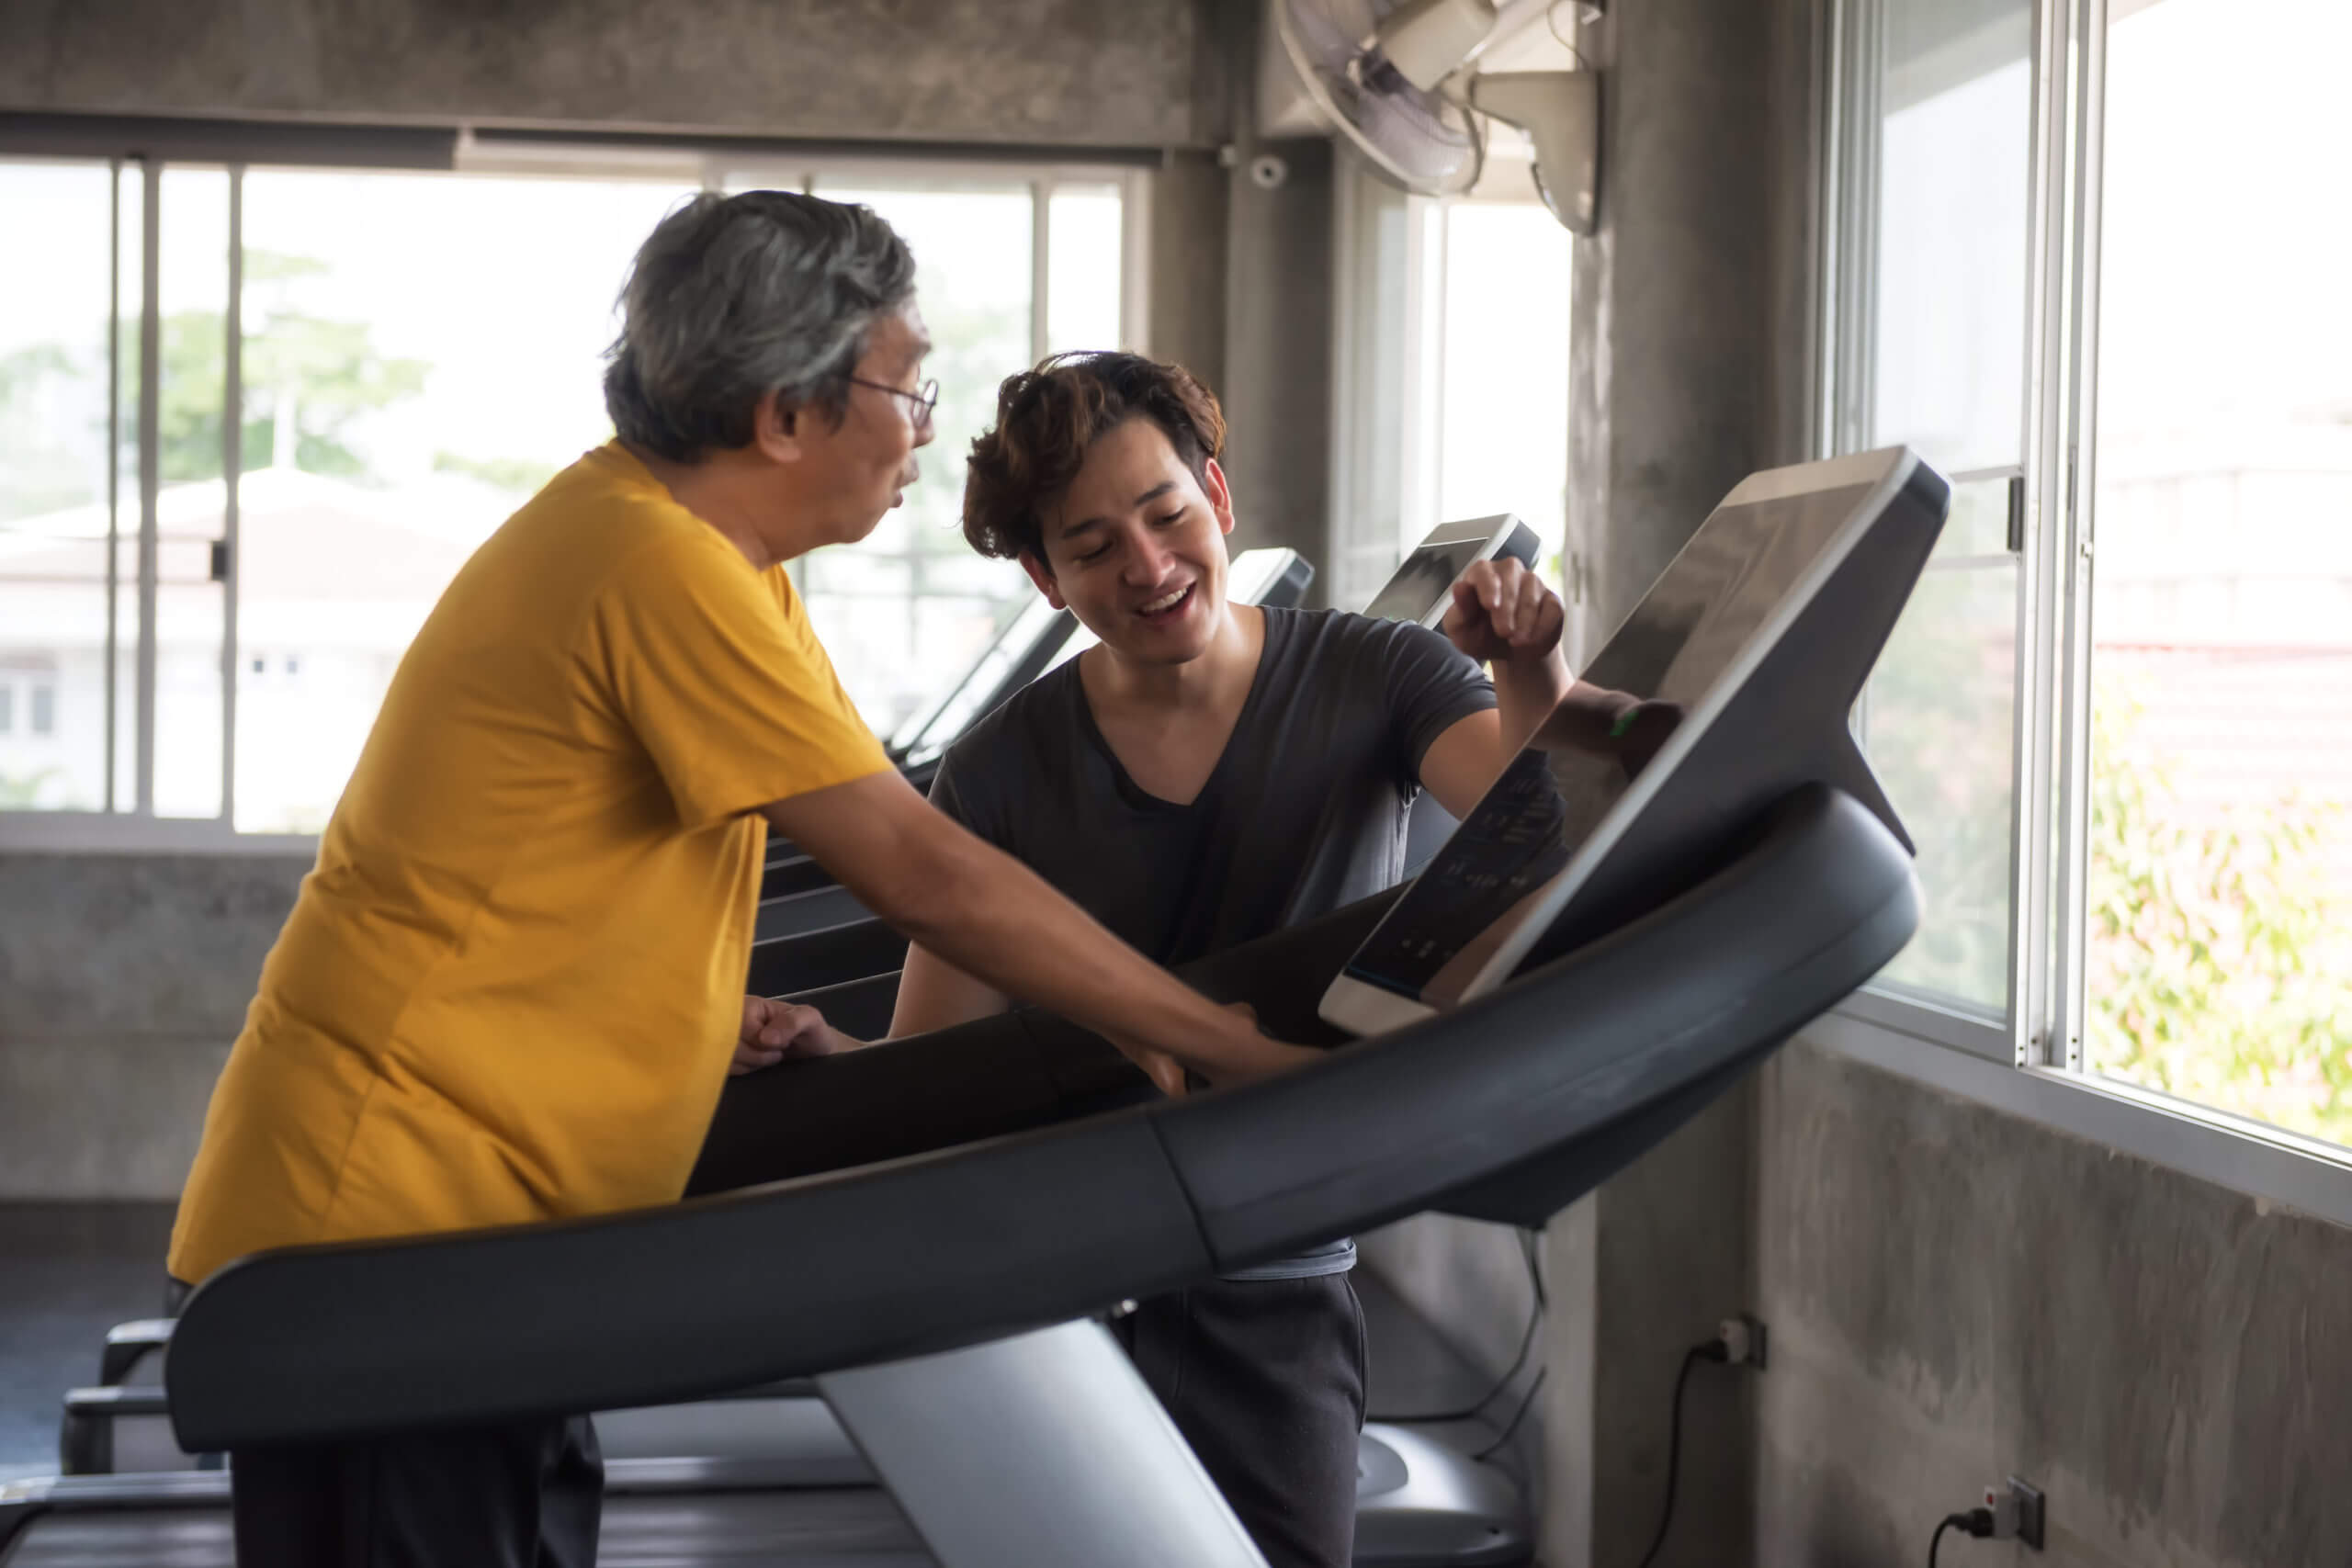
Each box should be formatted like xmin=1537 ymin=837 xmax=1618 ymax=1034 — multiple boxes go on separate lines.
xmin=168 ymin=443 xmax=890 ymax=1285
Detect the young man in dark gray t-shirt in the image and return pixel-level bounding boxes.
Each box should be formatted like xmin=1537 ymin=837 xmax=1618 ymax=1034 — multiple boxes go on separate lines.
xmin=886 ymin=353 xmax=1572 ymax=1568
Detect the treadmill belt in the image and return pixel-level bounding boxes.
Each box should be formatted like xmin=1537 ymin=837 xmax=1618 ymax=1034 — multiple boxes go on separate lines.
xmin=4 ymin=1473 xmax=930 ymax=1568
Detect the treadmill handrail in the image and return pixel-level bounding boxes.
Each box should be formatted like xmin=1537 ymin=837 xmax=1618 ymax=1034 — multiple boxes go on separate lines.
xmin=167 ymin=786 xmax=1913 ymax=1451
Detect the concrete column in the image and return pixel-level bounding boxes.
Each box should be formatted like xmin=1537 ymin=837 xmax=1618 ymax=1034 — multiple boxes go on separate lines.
xmin=1216 ymin=136 xmax=1335 ymax=596
xmin=1147 ymin=149 xmax=1233 ymax=396
xmin=1566 ymin=0 xmax=1819 ymax=659
xmin=1554 ymin=3 xmax=1820 ymax=1565
xmin=1368 ymin=2 xmax=1820 ymax=1565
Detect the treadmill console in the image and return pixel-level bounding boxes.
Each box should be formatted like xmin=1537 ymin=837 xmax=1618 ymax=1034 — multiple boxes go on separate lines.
xmin=1322 ymin=448 xmax=1950 ymax=1033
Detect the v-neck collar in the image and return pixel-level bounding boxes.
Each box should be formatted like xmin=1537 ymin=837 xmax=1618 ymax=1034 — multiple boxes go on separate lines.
xmin=1071 ymin=607 xmax=1287 ymax=813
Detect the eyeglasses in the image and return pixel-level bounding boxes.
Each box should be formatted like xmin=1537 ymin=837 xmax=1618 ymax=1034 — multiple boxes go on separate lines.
xmin=841 ymin=374 xmax=940 ymax=431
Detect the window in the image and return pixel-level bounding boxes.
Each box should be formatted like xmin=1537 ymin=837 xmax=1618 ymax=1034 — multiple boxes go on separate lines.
xmin=1828 ymin=0 xmax=2352 ymax=1166
xmin=0 ymin=159 xmax=130 ymax=816
xmin=2082 ymin=0 xmax=2352 ymax=1145
xmin=1 ymin=142 xmax=1144 ymax=840
xmin=1329 ymin=143 xmax=1572 ymax=616
xmin=1831 ymin=0 xmax=2032 ymax=1021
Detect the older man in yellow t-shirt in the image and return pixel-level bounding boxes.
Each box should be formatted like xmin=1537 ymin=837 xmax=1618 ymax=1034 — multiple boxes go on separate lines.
xmin=169 ymin=190 xmax=1307 ymax=1568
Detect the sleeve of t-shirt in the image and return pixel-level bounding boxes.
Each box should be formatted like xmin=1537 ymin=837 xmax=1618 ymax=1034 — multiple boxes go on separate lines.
xmin=1376 ymin=618 xmax=1498 ymax=775
xmin=591 ymin=527 xmax=893 ymax=830
xmin=925 ymin=750 xmax=977 ymax=832
xmin=925 ymin=739 xmax=1009 ymax=850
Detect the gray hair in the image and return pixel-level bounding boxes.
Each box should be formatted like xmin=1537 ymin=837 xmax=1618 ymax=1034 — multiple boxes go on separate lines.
xmin=604 ymin=190 xmax=917 ymax=462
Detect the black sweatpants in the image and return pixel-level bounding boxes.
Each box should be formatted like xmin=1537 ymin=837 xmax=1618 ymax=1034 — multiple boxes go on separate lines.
xmin=1116 ymin=1272 xmax=1369 ymax=1568
xmin=229 ymin=1416 xmax=604 ymax=1568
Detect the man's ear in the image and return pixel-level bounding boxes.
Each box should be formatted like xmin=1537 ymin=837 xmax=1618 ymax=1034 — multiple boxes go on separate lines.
xmin=1203 ymin=457 xmax=1237 ymax=538
xmin=1018 ymin=549 xmax=1067 ymax=610
xmin=752 ymin=390 xmax=804 ymax=465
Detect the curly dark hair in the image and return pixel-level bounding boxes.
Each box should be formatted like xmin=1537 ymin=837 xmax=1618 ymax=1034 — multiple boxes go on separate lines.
xmin=962 ymin=352 xmax=1227 ymax=563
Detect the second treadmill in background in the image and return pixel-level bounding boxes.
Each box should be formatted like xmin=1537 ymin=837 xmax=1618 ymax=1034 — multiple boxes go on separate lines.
xmin=1362 ymin=514 xmax=1543 ymax=628
xmin=1364 ymin=515 xmax=1544 ymax=873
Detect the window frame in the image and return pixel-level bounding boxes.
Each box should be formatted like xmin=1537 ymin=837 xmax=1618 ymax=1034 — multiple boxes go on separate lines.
xmin=0 ymin=125 xmax=1151 ymax=852
xmin=1816 ymin=0 xmax=2352 ymax=1224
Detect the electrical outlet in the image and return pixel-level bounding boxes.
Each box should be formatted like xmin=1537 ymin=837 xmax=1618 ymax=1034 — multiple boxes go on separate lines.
xmin=1714 ymin=1314 xmax=1768 ymax=1369
xmin=2008 ymin=1476 xmax=2044 ymax=1550
xmin=1984 ymin=1475 xmax=2045 ymax=1550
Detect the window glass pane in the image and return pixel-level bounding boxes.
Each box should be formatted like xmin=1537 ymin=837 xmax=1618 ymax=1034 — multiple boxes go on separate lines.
xmin=1435 ymin=201 xmax=1569 ymax=580
xmin=1866 ymin=0 xmax=2031 ymax=473
xmin=1865 ymin=480 xmax=2018 ymax=1012
xmin=0 ymin=158 xmax=120 ymax=811
xmin=153 ymin=166 xmax=230 ymax=819
xmin=1046 ymin=184 xmax=1123 ymax=355
xmin=807 ymin=181 xmax=1037 ymax=735
xmin=230 ymin=169 xmax=696 ymax=832
xmin=2085 ymin=0 xmax=2352 ymax=1143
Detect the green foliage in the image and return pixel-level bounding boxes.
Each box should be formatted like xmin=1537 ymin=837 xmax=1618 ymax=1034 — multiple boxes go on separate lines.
xmin=159 ymin=254 xmax=430 ymax=484
xmin=1861 ymin=560 xmax=2017 ymax=1008
xmin=0 ymin=769 xmax=65 ymax=808
xmin=2087 ymin=694 xmax=2352 ymax=1143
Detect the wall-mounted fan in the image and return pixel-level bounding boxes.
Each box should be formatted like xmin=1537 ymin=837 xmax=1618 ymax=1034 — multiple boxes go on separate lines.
xmin=1265 ymin=0 xmax=1600 ymax=232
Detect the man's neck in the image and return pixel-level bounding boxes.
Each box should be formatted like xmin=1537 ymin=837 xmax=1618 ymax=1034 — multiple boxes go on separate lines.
xmin=1084 ymin=603 xmax=1265 ymax=719
xmin=623 ymin=439 xmax=821 ymax=571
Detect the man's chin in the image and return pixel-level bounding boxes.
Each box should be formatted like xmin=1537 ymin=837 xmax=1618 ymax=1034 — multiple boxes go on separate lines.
xmin=837 ymin=506 xmax=893 ymax=546
xmin=1096 ymin=624 xmax=1215 ymax=669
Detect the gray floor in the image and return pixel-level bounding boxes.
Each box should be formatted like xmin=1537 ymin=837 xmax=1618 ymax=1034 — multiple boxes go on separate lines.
xmin=0 ymin=1205 xmax=175 ymax=1484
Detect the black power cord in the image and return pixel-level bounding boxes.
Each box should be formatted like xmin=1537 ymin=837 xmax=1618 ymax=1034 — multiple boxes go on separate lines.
xmin=1631 ymin=1340 xmax=1728 ymax=1568
xmin=1929 ymin=1507 xmax=1995 ymax=1567
xmin=1367 ymin=1227 xmax=1546 ymax=1426
xmin=1469 ymin=1367 xmax=1547 ymax=1461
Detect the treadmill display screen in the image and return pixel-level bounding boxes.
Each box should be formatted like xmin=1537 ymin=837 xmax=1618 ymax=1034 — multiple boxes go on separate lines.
xmin=1361 ymin=538 xmax=1489 ymax=625
xmin=1340 ymin=477 xmax=1884 ymax=1010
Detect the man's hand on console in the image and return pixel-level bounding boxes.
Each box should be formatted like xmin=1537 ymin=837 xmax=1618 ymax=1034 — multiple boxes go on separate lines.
xmin=1445 ymin=558 xmax=1573 ymax=754
xmin=1443 ymin=557 xmax=1566 ymax=671
xmin=731 ymin=995 xmax=864 ymax=1076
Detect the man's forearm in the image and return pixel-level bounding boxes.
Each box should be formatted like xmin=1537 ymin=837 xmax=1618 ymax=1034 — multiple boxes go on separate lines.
xmin=878 ymin=836 xmax=1287 ymax=1081
xmin=1494 ymin=649 xmax=1576 ymax=753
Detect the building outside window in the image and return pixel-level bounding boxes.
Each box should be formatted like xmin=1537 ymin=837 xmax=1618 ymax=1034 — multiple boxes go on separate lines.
xmin=0 ymin=148 xmax=1140 ymax=838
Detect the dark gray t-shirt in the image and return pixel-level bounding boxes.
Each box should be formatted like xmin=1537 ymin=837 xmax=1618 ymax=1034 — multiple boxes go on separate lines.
xmin=930 ymin=606 xmax=1494 ymax=1278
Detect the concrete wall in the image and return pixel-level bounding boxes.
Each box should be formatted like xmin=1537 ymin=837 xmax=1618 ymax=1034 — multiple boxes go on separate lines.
xmin=0 ymin=0 xmax=1227 ymax=150
xmin=1757 ymin=1037 xmax=2352 ymax=1568
xmin=0 ymin=852 xmax=308 ymax=1199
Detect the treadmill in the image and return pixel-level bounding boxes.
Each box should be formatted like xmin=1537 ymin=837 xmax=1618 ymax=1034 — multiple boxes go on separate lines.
xmin=2 ymin=450 xmax=1947 ymax=1565
xmin=756 ymin=547 xmax=1315 ymax=926
xmin=38 ymin=519 xmax=1544 ymax=1531
xmin=31 ymin=513 xmax=1562 ymax=1544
